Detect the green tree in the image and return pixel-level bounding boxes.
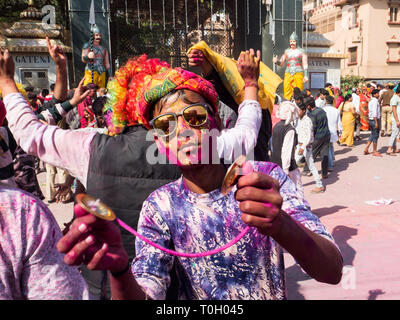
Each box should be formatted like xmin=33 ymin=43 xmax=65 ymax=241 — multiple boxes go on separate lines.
xmin=340 ymin=75 xmax=365 ymax=89
xmin=0 ymin=0 xmax=67 ymax=27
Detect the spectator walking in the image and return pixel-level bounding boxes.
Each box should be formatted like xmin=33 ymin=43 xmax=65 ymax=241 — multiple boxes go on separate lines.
xmin=303 ymin=97 xmax=331 ymax=179
xmin=295 ymin=102 xmax=325 ymax=193
xmin=323 ymin=95 xmax=342 ymax=172
xmin=352 ymin=88 xmax=361 ymax=141
xmin=315 ymin=89 xmax=328 ymax=109
xmin=386 ymin=86 xmax=400 ymax=155
xmin=379 ymin=83 xmax=394 ymax=137
xmin=359 ymin=87 xmax=370 ymax=131
xmin=364 ymin=89 xmax=382 ymax=157
xmin=339 ymin=94 xmax=356 ymax=147
xmin=271 ymin=101 xmax=303 ymax=197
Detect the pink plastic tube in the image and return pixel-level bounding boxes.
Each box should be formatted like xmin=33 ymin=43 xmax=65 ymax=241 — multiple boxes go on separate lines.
xmin=116 ymin=218 xmax=250 ymax=258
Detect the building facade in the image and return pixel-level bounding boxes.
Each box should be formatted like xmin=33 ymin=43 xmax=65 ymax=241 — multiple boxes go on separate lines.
xmin=304 ymin=31 xmax=346 ymax=93
xmin=305 ymin=0 xmax=400 ymax=83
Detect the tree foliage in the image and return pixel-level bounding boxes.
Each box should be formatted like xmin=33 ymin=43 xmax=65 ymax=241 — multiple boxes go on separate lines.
xmin=0 ymin=0 xmax=67 ymax=26
xmin=341 ymin=75 xmax=365 ymax=89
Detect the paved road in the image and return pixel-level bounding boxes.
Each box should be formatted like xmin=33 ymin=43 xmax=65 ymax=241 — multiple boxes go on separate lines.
xmin=285 ymin=132 xmax=400 ymax=300
xmin=38 ymin=132 xmax=400 ymax=300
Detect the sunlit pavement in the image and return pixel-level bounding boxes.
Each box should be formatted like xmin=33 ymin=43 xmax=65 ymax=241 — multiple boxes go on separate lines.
xmin=285 ymin=132 xmax=400 ymax=300
xmin=38 ymin=132 xmax=400 ymax=300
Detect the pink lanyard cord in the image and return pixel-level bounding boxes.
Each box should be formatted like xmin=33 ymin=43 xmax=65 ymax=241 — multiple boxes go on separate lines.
xmin=116 ymin=218 xmax=250 ymax=258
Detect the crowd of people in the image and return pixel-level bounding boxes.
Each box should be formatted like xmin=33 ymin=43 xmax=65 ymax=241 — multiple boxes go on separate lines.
xmin=4 ymin=32 xmax=399 ymax=300
xmin=269 ymin=80 xmax=400 ymax=194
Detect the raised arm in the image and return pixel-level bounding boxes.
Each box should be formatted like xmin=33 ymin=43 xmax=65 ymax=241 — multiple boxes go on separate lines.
xmin=47 ymin=37 xmax=68 ymax=101
xmin=188 ymin=48 xmax=262 ymax=161
xmin=217 ymin=49 xmax=262 ymax=161
xmin=0 ymin=49 xmax=95 ymax=187
xmin=38 ymin=78 xmax=90 ymax=125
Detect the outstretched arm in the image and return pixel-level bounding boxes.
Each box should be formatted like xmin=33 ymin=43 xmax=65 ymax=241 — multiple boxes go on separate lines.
xmin=0 ymin=48 xmax=95 ymax=187
xmin=235 ymin=166 xmax=343 ymax=284
xmin=47 ymin=37 xmax=68 ymax=101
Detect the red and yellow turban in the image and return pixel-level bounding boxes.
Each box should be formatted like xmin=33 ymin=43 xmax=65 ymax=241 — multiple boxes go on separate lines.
xmin=104 ymin=54 xmax=219 ymax=135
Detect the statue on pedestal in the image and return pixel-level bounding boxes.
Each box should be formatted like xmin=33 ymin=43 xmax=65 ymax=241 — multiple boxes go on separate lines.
xmin=273 ymin=32 xmax=308 ymax=101
xmin=81 ymin=25 xmax=110 ymax=88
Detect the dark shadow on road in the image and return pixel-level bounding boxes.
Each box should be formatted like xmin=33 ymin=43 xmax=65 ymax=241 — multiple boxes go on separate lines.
xmin=377 ymin=146 xmax=394 ymax=154
xmin=367 ymin=289 xmax=386 ymax=300
xmin=332 ymin=225 xmax=358 ymax=266
xmin=321 ymin=156 xmax=359 ymax=187
xmin=334 ymin=147 xmax=353 ymax=156
xmin=312 ymin=205 xmax=347 ymax=218
xmin=303 ymin=155 xmax=359 ymax=188
xmin=285 ymin=262 xmax=311 ymax=300
xmin=285 ymin=224 xmax=357 ymax=300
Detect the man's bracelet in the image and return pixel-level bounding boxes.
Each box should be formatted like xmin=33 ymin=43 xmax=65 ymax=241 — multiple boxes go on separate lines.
xmin=110 ymin=262 xmax=130 ymax=278
xmin=244 ymin=81 xmax=259 ymax=88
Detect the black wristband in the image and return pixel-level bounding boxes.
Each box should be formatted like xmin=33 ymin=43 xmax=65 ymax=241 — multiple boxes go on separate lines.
xmin=110 ymin=263 xmax=130 ymax=278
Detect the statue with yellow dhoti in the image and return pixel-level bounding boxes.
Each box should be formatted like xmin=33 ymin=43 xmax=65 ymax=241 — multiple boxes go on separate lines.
xmin=273 ymin=32 xmax=308 ymax=100
xmin=81 ymin=25 xmax=110 ymax=89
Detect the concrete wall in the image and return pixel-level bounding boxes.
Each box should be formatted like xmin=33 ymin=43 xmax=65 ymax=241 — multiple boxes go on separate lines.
xmin=309 ymin=0 xmax=400 ymax=81
xmin=12 ymin=53 xmax=57 ymax=89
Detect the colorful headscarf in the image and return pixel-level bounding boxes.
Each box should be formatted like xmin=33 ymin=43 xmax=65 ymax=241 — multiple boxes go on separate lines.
xmin=104 ymin=54 xmax=219 ymax=135
xmin=277 ymin=101 xmax=298 ymax=126
xmin=188 ymin=41 xmax=282 ymax=114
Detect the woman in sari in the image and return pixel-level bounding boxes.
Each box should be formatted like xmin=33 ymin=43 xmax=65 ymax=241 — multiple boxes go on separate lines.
xmin=339 ymin=94 xmax=356 ymax=147
xmin=359 ymin=87 xmax=370 ymax=131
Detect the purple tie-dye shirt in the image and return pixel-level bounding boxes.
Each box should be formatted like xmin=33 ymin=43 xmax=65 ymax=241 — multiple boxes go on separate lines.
xmin=0 ymin=183 xmax=90 ymax=300
xmin=132 ymin=162 xmax=338 ymax=300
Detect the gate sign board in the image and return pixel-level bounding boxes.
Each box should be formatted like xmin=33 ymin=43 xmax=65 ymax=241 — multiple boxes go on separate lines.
xmin=68 ymin=0 xmax=111 ymax=85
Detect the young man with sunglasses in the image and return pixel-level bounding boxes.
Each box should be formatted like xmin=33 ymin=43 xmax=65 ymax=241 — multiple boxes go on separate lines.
xmin=0 ymin=47 xmax=262 ymax=298
xmin=1 ymin=47 xmax=342 ymax=299
xmin=54 ymin=50 xmax=342 ymax=300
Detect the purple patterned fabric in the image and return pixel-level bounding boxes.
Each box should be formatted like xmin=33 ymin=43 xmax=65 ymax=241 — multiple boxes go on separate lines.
xmin=132 ymin=161 xmax=337 ymax=300
xmin=0 ymin=184 xmax=90 ymax=300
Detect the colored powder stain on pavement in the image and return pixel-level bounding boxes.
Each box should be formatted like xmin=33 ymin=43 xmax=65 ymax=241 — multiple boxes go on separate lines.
xmin=285 ymin=133 xmax=400 ymax=300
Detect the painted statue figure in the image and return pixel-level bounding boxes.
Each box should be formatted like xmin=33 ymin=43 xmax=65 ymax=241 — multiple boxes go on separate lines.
xmin=273 ymin=32 xmax=308 ymax=100
xmin=81 ymin=25 xmax=111 ymax=89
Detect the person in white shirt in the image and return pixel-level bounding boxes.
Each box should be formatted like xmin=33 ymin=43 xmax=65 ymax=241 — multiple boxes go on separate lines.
xmin=323 ymin=95 xmax=343 ymax=171
xmin=295 ymin=103 xmax=325 ymax=193
xmin=315 ymin=89 xmax=328 ymax=109
xmin=387 ymin=86 xmax=400 ymax=155
xmin=271 ymin=101 xmax=304 ymax=197
xmin=364 ymin=89 xmax=382 ymax=157
xmin=351 ymin=88 xmax=361 ymax=141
